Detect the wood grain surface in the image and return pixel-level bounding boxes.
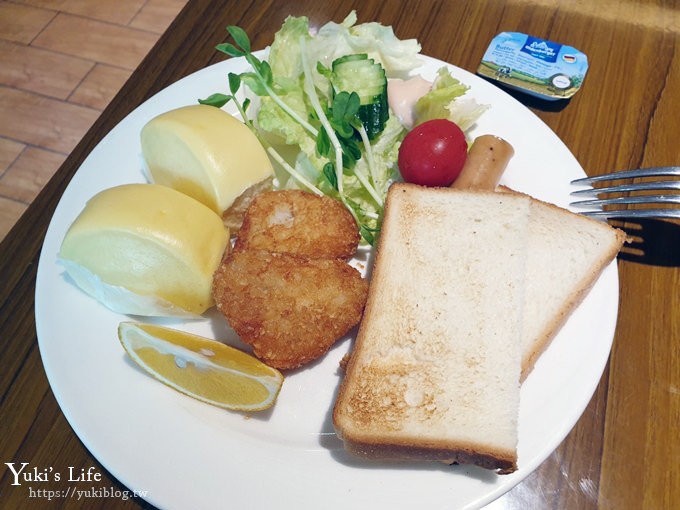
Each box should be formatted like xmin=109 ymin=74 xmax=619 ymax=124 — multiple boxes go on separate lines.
xmin=0 ymin=0 xmax=188 ymax=241
xmin=1 ymin=1 xmax=678 ymax=509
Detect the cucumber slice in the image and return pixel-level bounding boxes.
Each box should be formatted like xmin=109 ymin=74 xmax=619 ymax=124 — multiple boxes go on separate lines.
xmin=331 ymin=54 xmax=388 ymax=139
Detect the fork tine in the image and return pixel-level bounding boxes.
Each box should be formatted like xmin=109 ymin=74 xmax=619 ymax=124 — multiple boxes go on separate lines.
xmin=569 ymin=166 xmax=680 ymax=221
xmin=570 ymin=180 xmax=680 ymax=196
xmin=571 ymin=194 xmax=680 ymax=208
xmin=571 ymin=166 xmax=680 ymax=185
xmin=580 ymin=209 xmax=680 ymax=220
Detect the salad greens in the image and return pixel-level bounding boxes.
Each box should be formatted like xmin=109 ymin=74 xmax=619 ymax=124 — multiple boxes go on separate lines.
xmin=414 ymin=67 xmax=490 ymax=130
xmin=199 ymin=11 xmax=488 ymax=245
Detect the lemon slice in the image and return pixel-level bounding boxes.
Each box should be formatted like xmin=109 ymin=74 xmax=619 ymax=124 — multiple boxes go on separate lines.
xmin=118 ymin=322 xmax=284 ymax=411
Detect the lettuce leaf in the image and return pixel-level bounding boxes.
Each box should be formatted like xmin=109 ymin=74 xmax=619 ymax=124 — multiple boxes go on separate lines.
xmin=309 ymin=11 xmax=423 ymax=77
xmin=267 ymin=16 xmax=311 ymax=88
xmin=413 ymin=67 xmax=489 ymax=130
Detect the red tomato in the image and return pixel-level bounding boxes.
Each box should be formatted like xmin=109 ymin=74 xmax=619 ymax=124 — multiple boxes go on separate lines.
xmin=398 ymin=119 xmax=468 ymax=187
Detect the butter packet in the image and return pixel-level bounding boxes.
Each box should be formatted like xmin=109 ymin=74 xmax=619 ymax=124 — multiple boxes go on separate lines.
xmin=478 ymin=32 xmax=589 ymax=101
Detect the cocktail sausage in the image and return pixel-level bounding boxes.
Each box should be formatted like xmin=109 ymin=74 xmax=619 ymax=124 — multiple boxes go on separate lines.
xmin=451 ymin=135 xmax=514 ymax=190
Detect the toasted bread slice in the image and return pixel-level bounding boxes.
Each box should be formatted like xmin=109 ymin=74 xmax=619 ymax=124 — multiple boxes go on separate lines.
xmin=501 ymin=190 xmax=627 ymax=380
xmin=333 ymin=184 xmax=530 ymax=473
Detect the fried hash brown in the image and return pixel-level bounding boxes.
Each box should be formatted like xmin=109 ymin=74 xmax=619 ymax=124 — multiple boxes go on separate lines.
xmin=233 ymin=189 xmax=360 ymax=260
xmin=213 ymin=250 xmax=368 ymax=370
xmin=222 ymin=176 xmax=274 ymax=232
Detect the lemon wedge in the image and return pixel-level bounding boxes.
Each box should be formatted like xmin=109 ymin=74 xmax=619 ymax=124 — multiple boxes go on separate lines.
xmin=140 ymin=104 xmax=274 ymax=215
xmin=59 ymin=183 xmax=229 ymax=317
xmin=118 ymin=322 xmax=284 ymax=411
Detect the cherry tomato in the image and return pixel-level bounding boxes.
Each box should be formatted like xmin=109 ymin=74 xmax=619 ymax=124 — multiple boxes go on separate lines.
xmin=398 ymin=119 xmax=468 ymax=187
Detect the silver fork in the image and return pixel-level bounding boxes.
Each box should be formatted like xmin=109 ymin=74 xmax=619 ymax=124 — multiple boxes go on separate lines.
xmin=570 ymin=166 xmax=680 ymax=219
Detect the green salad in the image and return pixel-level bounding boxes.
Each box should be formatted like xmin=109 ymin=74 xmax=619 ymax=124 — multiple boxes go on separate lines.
xmin=200 ymin=12 xmax=488 ymax=244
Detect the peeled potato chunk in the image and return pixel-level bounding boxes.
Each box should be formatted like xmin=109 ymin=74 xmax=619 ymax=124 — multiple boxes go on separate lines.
xmin=59 ymin=183 xmax=229 ymax=316
xmin=140 ymin=104 xmax=274 ymax=216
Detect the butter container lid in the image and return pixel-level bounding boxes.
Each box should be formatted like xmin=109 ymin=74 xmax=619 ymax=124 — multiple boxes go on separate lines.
xmin=478 ymin=32 xmax=589 ymax=101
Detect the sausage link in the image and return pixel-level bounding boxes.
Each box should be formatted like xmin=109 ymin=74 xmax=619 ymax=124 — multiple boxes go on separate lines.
xmin=451 ymin=135 xmax=514 ymax=190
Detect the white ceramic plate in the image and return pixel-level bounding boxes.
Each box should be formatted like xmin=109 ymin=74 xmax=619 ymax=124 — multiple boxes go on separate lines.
xmin=35 ymin=53 xmax=619 ymax=510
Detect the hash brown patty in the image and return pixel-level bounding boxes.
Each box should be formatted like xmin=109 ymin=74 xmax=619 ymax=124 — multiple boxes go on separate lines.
xmin=212 ymin=250 xmax=368 ymax=370
xmin=233 ymin=189 xmax=360 ymax=260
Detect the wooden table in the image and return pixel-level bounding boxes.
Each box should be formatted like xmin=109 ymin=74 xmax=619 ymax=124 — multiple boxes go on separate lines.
xmin=1 ymin=1 xmax=678 ymax=508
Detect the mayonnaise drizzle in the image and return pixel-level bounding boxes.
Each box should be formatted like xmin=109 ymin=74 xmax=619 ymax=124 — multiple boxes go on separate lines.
xmin=387 ymin=75 xmax=432 ymax=129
